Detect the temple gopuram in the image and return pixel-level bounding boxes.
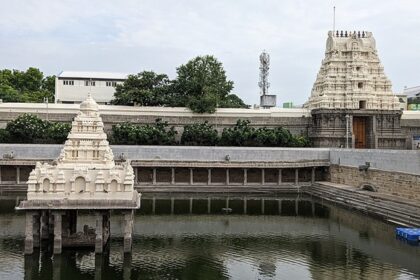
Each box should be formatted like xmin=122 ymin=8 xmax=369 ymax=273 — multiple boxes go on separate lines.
xmin=305 ymin=31 xmax=406 ymax=149
xmin=16 ymin=94 xmax=141 ymax=255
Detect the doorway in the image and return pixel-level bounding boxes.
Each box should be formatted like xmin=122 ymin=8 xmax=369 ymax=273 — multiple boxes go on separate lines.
xmin=353 ymin=117 xmax=367 ymax=148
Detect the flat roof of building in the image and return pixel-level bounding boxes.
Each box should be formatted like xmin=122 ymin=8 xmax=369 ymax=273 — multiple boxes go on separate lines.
xmin=58 ymin=71 xmax=129 ymax=80
xmin=403 ymin=86 xmax=420 ymax=97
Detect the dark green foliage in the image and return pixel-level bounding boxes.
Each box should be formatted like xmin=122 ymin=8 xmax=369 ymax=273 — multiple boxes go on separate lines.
xmin=1 ymin=115 xmax=309 ymax=147
xmin=181 ymin=122 xmax=219 ymax=146
xmin=110 ymin=118 xmax=177 ymax=145
xmin=2 ymin=114 xmax=70 ymax=143
xmin=112 ymin=71 xmax=172 ymax=106
xmin=218 ymin=94 xmax=249 ymax=108
xmin=0 ymin=67 xmax=55 ymax=103
xmin=186 ymin=94 xmax=218 ymax=114
xmin=0 ymin=84 xmax=20 ymax=102
xmin=220 ymin=120 xmax=310 ymax=147
xmin=6 ymin=114 xmax=47 ymax=142
xmin=175 ymin=55 xmax=235 ymax=113
xmin=0 ymin=129 xmax=10 ymax=143
xmin=46 ymin=122 xmax=72 ymax=144
xmin=111 ymin=56 xmax=249 ymax=113
xmin=219 ymin=120 xmax=254 ymax=146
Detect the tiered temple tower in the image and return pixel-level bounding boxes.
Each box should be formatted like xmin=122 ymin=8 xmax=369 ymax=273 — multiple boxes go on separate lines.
xmin=305 ymin=31 xmax=406 ymax=149
xmin=17 ymin=94 xmax=141 ymax=255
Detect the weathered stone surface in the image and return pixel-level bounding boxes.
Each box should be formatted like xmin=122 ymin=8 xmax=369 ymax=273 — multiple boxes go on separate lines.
xmin=329 ymin=165 xmax=420 ymax=202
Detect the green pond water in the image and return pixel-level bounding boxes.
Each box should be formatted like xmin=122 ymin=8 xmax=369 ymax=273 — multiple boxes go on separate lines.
xmin=0 ymin=195 xmax=419 ymax=280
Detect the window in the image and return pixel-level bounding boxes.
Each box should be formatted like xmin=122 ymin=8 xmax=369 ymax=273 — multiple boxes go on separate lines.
xmin=106 ymin=81 xmax=117 ymax=87
xmin=63 ymin=80 xmax=74 ymax=86
xmin=85 ymin=80 xmax=96 ymax=86
xmin=356 ymin=66 xmax=361 ymax=71
xmin=358 ymin=82 xmax=363 ymax=89
xmin=359 ymin=100 xmax=366 ymax=109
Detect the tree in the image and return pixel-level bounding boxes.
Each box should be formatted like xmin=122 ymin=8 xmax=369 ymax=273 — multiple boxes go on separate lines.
xmin=187 ymin=93 xmax=218 ymax=114
xmin=0 ymin=84 xmax=21 ymax=102
xmin=219 ymin=94 xmax=249 ymax=108
xmin=175 ymin=55 xmax=235 ymax=113
xmin=112 ymin=71 xmax=172 ymax=106
xmin=181 ymin=121 xmax=219 ymax=146
xmin=11 ymin=67 xmax=43 ymax=92
xmin=0 ymin=68 xmax=55 ymax=103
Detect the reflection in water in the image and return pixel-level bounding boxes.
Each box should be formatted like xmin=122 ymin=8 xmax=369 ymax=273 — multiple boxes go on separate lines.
xmin=0 ymin=196 xmax=419 ymax=280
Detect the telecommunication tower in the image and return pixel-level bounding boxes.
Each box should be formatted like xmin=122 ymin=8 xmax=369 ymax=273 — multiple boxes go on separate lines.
xmin=258 ymin=51 xmax=276 ymax=108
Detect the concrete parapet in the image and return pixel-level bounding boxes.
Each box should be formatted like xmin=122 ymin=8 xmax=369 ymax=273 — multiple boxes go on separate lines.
xmin=330 ymin=149 xmax=420 ymax=175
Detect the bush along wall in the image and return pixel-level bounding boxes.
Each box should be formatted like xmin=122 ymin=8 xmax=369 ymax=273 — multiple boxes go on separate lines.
xmin=0 ymin=114 xmax=71 ymax=144
xmin=109 ymin=118 xmax=178 ymax=145
xmin=0 ymin=115 xmax=310 ymax=147
xmin=111 ymin=119 xmax=310 ymax=147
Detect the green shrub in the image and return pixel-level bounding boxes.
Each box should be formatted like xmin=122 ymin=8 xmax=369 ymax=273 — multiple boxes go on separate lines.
xmin=0 ymin=129 xmax=10 ymax=143
xmin=181 ymin=121 xmax=219 ymax=146
xmin=110 ymin=118 xmax=177 ymax=145
xmin=4 ymin=114 xmax=70 ymax=143
xmin=220 ymin=119 xmax=310 ymax=147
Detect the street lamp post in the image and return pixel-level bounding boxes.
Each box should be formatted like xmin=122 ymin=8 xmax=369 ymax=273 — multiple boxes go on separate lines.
xmin=44 ymin=97 xmax=49 ymax=121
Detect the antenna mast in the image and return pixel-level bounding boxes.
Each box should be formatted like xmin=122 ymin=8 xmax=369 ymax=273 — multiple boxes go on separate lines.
xmin=258 ymin=51 xmax=270 ymax=96
xmin=258 ymin=51 xmax=276 ymax=109
xmin=333 ymin=6 xmax=336 ymax=34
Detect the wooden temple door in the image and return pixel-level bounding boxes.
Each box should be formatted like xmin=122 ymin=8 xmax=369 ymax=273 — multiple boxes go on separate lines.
xmin=353 ymin=117 xmax=367 ymax=148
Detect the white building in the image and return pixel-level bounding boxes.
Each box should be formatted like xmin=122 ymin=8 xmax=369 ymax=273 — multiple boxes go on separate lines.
xmin=55 ymin=71 xmax=129 ymax=104
xmin=403 ymin=85 xmax=420 ymax=98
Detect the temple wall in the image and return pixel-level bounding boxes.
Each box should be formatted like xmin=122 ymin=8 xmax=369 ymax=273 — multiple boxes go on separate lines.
xmin=1 ymin=104 xmax=419 ymax=148
xmin=0 ymin=103 xmax=311 ymax=136
xmin=329 ymin=165 xmax=420 ymax=202
xmin=329 ymin=148 xmax=420 ymax=175
xmin=329 ymin=148 xmax=420 ymax=202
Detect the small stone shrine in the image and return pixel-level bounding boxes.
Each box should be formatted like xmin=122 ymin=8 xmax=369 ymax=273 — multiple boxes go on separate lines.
xmin=305 ymin=31 xmax=406 ymax=149
xmin=16 ymin=94 xmax=141 ymax=255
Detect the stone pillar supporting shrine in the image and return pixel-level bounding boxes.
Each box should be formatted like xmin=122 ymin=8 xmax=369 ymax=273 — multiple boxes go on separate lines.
xmin=17 ymin=94 xmax=141 ymax=255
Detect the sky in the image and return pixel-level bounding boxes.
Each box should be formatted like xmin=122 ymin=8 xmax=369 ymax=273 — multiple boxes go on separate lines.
xmin=1 ymin=0 xmax=419 ymax=106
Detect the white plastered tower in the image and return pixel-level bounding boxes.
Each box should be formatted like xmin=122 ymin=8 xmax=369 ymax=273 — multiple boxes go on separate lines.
xmin=305 ymin=31 xmax=399 ymax=110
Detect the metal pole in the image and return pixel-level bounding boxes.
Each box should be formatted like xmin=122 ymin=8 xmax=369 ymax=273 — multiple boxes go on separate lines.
xmin=345 ymin=114 xmax=349 ymax=148
xmin=44 ymin=97 xmax=49 ymax=121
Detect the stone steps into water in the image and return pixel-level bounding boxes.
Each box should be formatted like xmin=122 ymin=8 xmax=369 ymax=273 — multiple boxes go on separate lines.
xmin=308 ymin=182 xmax=420 ymax=227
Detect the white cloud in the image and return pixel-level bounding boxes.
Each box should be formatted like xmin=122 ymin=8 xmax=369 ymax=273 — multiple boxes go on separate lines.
xmin=0 ymin=0 xmax=419 ymax=105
